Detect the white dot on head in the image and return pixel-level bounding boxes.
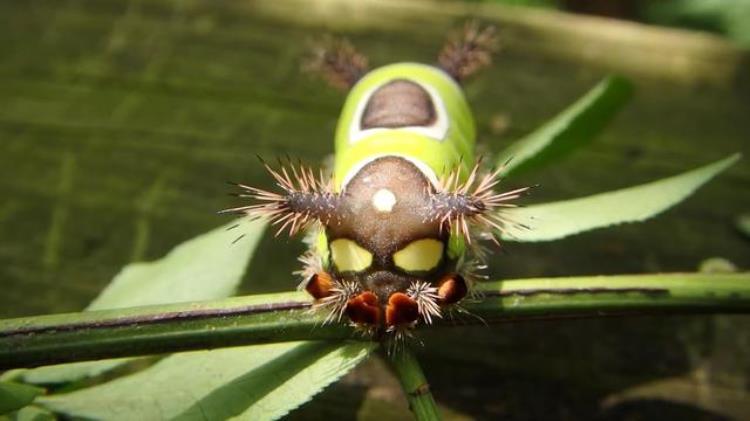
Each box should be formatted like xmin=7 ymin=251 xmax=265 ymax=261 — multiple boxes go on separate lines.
xmin=372 ymin=188 xmax=397 ymax=212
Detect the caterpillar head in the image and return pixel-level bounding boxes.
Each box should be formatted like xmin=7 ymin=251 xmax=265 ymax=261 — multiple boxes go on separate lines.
xmin=221 ymin=156 xmax=529 ymax=334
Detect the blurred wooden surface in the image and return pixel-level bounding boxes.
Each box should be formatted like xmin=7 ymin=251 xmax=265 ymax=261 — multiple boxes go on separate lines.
xmin=0 ymin=0 xmax=748 ymax=419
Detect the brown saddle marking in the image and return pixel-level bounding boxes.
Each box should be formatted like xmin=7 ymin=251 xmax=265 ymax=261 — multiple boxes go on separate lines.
xmin=360 ymin=79 xmax=437 ymax=129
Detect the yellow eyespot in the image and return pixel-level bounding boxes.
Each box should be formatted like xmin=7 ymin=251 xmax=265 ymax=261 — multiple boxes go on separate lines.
xmin=330 ymin=239 xmax=373 ymax=272
xmin=393 ymin=239 xmax=444 ymax=272
xmin=317 ymin=230 xmax=330 ymax=267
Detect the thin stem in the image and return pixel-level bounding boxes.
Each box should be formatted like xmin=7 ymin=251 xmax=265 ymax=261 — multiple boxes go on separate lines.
xmin=1 ymin=273 xmax=749 ymax=369
xmin=386 ymin=348 xmax=442 ymax=421
xmin=470 ymin=273 xmax=750 ymax=321
xmin=0 ymin=291 xmax=355 ymax=369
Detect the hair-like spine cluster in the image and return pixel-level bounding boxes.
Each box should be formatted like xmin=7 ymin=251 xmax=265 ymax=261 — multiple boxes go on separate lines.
xmin=318 ymin=280 xmax=362 ymax=324
xmin=428 ymin=161 xmax=534 ymax=245
xmin=220 ymin=160 xmax=339 ymax=237
xmin=302 ymin=36 xmax=370 ymax=90
xmin=407 ymin=281 xmax=442 ymax=324
xmin=438 ymin=20 xmax=500 ymax=82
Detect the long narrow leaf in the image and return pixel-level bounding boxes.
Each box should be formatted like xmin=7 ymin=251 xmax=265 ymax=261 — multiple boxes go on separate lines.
xmin=9 ymin=405 xmax=56 ymax=421
xmin=737 ymin=213 xmax=750 ymax=239
xmin=37 ymin=342 xmax=374 ymax=421
xmin=21 ymin=218 xmax=265 ymax=384
xmin=501 ymin=154 xmax=739 ymax=242
xmin=0 ymin=381 xmax=44 ymax=415
xmin=496 ymin=76 xmax=632 ymax=176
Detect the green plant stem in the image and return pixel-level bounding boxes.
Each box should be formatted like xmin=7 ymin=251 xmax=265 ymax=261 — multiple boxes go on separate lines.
xmin=386 ymin=348 xmax=441 ymax=421
xmin=473 ymin=273 xmax=750 ymax=321
xmin=0 ymin=291 xmax=354 ymax=369
xmin=1 ymin=273 xmax=749 ymax=369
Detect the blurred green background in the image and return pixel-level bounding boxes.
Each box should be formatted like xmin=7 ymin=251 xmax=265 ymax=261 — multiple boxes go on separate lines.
xmin=1 ymin=0 xmax=748 ymax=419
xmin=474 ymin=0 xmax=750 ymax=48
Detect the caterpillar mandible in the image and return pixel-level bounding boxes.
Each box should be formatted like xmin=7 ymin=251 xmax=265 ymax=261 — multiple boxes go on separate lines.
xmin=221 ymin=22 xmax=531 ymax=338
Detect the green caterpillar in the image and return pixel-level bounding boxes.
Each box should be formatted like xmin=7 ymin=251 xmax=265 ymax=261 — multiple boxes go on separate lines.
xmin=223 ymin=23 xmax=529 ymax=336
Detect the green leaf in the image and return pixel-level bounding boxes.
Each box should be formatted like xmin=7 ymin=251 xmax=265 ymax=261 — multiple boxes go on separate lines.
xmin=38 ymin=341 xmax=375 ymax=420
xmin=501 ymin=154 xmax=740 ymax=242
xmin=0 ymin=382 xmax=44 ymax=415
xmin=22 ymin=218 xmax=265 ymax=384
xmin=737 ymin=213 xmax=750 ymax=239
xmin=87 ymin=218 xmax=265 ymax=310
xmin=8 ymin=405 xmax=56 ymax=421
xmin=496 ymin=76 xmax=632 ymax=176
xmin=19 ymin=359 xmax=132 ymax=387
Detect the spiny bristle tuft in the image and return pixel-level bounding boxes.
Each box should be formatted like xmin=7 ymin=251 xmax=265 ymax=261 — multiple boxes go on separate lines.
xmin=220 ymin=160 xmax=339 ymax=237
xmin=316 ymin=280 xmax=361 ymax=324
xmin=455 ymin=255 xmax=487 ymax=302
xmin=438 ymin=20 xmax=499 ymax=82
xmin=385 ymin=325 xmax=418 ymax=355
xmin=407 ymin=281 xmax=442 ymax=324
xmin=302 ymin=36 xmax=369 ymax=91
xmin=294 ymin=249 xmax=323 ymax=289
xmin=429 ymin=160 xmax=533 ymax=245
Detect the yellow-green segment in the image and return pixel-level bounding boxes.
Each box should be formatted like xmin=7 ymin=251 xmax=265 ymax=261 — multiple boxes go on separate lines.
xmin=333 ymin=63 xmax=476 ymax=189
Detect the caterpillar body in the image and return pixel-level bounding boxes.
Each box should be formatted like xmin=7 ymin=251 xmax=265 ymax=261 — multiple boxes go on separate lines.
xmin=223 ymin=23 xmax=530 ymax=337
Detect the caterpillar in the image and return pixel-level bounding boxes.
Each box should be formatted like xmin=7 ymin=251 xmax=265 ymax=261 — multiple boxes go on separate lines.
xmin=222 ymin=22 xmax=531 ymax=338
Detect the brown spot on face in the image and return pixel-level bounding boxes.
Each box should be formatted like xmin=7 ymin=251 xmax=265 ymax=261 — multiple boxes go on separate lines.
xmin=346 ymin=291 xmax=381 ymax=325
xmin=437 ymin=273 xmax=468 ymax=304
xmin=385 ymin=292 xmax=420 ymax=326
xmin=361 ymin=80 xmax=436 ymax=129
xmin=305 ymin=272 xmax=334 ymax=300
